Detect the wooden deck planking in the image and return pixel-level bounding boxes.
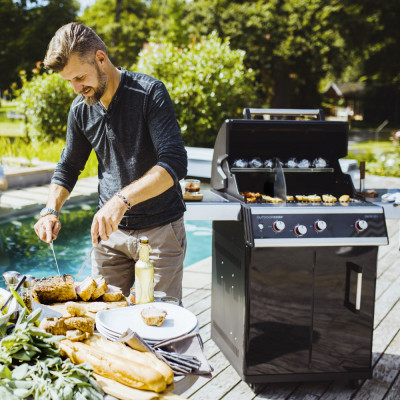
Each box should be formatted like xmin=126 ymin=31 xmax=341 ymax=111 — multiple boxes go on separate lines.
xmin=180 ymin=213 xmax=400 ymax=400
xmin=188 ymin=365 xmax=244 ymax=400
xmin=385 ymin=372 xmax=400 ymax=400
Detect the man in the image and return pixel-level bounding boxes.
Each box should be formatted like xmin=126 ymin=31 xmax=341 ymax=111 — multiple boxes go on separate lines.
xmin=34 ymin=22 xmax=187 ymax=299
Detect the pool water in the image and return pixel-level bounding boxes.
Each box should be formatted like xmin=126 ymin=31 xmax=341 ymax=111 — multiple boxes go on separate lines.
xmin=0 ymin=203 xmax=211 ymax=289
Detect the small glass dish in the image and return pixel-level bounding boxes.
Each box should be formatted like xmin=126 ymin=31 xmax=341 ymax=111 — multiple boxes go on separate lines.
xmin=184 ymin=179 xmax=200 ymax=194
xmin=154 ymin=291 xmax=167 ymax=302
xmin=160 ymin=296 xmax=180 ymax=306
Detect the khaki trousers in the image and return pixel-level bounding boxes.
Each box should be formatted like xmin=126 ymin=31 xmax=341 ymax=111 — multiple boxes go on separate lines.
xmin=91 ymin=217 xmax=186 ymax=300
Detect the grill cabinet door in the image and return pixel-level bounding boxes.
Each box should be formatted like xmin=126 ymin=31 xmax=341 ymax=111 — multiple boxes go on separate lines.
xmin=311 ymin=246 xmax=376 ymax=373
xmin=246 ymin=247 xmax=315 ymax=376
xmin=211 ymin=222 xmax=247 ymax=375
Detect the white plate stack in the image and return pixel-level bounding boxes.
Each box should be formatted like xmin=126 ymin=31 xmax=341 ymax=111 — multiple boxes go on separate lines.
xmin=95 ymin=303 xmax=198 ymax=344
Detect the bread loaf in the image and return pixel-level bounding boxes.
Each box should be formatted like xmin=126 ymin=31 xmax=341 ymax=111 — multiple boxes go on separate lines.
xmin=33 ymin=275 xmax=77 ymax=303
xmin=75 ymin=277 xmax=96 ymax=301
xmin=102 ymin=285 xmax=123 ymax=302
xmin=86 ymin=335 xmax=173 ymax=385
xmin=91 ymin=277 xmax=108 ymax=300
xmin=59 ymin=339 xmax=168 ymax=392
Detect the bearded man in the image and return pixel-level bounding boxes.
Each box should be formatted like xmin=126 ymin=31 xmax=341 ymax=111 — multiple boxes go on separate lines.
xmin=34 ymin=23 xmax=187 ymax=299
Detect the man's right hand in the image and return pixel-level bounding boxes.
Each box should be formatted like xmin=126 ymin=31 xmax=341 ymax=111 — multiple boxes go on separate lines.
xmin=34 ymin=215 xmax=61 ymax=243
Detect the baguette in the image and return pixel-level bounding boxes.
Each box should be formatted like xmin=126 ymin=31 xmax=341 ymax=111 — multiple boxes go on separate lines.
xmin=59 ymin=339 xmax=167 ymax=393
xmin=86 ymin=335 xmax=173 ymax=385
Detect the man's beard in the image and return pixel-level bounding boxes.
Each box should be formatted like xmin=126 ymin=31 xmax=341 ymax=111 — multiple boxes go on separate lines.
xmin=82 ymin=63 xmax=108 ymax=106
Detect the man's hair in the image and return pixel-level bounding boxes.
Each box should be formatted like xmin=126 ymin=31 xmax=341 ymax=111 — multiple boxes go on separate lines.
xmin=43 ymin=22 xmax=107 ymax=71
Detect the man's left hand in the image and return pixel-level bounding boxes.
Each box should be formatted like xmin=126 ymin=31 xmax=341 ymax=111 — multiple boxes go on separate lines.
xmin=91 ymin=196 xmax=127 ymax=245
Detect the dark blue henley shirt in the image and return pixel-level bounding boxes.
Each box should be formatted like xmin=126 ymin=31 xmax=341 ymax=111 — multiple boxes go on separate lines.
xmin=51 ymin=69 xmax=187 ymax=230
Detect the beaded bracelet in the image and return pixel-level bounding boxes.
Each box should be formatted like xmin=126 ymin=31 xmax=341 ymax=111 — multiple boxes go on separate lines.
xmin=115 ymin=192 xmax=132 ymax=210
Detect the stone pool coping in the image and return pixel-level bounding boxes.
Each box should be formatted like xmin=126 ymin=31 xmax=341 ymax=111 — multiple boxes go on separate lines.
xmin=0 ymin=176 xmax=99 ymax=223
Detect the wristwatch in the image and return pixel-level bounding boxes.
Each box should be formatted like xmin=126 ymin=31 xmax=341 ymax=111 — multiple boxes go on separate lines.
xmin=39 ymin=207 xmax=59 ymax=218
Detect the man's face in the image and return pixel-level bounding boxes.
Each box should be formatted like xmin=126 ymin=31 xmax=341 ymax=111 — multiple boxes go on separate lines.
xmin=60 ymin=53 xmax=108 ymax=106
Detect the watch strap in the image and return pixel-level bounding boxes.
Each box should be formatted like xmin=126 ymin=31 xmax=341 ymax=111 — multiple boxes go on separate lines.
xmin=40 ymin=207 xmax=59 ymax=218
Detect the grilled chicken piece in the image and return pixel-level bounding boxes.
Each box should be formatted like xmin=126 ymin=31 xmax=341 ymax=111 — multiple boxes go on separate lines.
xmin=33 ymin=274 xmax=77 ymax=304
xmin=91 ymin=277 xmax=108 ymax=300
xmin=75 ymin=276 xmax=96 ymax=301
xmin=241 ymin=191 xmax=261 ymax=198
xmin=306 ymin=194 xmax=321 ymax=202
xmin=262 ymin=195 xmax=283 ymax=203
xmin=339 ymin=194 xmax=350 ymax=202
xmin=102 ymin=285 xmax=123 ymax=302
xmin=322 ymin=194 xmax=337 ymax=203
xmin=141 ymin=306 xmax=167 ymax=327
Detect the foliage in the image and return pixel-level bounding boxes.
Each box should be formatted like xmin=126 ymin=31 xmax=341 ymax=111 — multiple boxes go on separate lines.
xmin=135 ymin=33 xmax=257 ymax=147
xmin=347 ymin=143 xmax=400 ymax=178
xmin=180 ymin=0 xmax=349 ymax=108
xmin=0 ymin=308 xmax=103 ymax=399
xmin=0 ymin=0 xmax=79 ymax=93
xmin=0 ymin=137 xmax=98 ymax=179
xmin=147 ymin=0 xmax=189 ymax=46
xmin=17 ymin=70 xmax=76 ymax=142
xmin=79 ymin=0 xmax=151 ymax=68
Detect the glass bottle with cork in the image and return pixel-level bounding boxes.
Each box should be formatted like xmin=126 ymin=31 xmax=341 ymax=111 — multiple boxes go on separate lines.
xmin=134 ymin=236 xmax=154 ymax=304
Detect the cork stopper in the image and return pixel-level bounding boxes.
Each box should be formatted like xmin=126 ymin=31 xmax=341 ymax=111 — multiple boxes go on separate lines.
xmin=140 ymin=236 xmax=149 ymax=244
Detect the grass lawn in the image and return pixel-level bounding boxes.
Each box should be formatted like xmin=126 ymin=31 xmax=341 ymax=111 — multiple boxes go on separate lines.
xmin=348 ymin=140 xmax=394 ymax=153
xmin=0 ymin=120 xmax=24 ymax=137
xmin=0 ymin=101 xmax=24 ymax=137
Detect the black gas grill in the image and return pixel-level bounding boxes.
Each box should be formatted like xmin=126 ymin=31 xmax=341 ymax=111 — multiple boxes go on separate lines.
xmin=209 ymin=109 xmax=388 ymax=386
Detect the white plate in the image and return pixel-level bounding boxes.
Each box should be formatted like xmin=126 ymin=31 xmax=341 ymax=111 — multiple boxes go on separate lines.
xmin=96 ymin=324 xmax=120 ymax=341
xmin=96 ymin=303 xmax=198 ymax=341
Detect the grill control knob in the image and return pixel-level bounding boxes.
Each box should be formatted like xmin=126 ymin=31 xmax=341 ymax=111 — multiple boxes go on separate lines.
xmin=355 ymin=219 xmax=368 ymax=231
xmin=273 ymin=221 xmax=285 ymax=232
xmin=314 ymin=220 xmax=327 ymax=232
xmin=258 ymin=224 xmax=264 ymax=230
xmin=294 ymin=224 xmax=307 ymax=237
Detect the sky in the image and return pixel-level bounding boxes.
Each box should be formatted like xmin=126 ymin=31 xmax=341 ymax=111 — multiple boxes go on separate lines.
xmin=79 ymin=0 xmax=96 ymax=12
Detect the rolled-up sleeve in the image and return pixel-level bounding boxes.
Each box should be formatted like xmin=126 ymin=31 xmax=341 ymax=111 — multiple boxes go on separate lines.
xmin=145 ymin=81 xmax=187 ymax=183
xmin=51 ymin=107 xmax=92 ymax=192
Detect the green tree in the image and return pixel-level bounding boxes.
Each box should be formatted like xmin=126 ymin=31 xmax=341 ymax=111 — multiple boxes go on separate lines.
xmin=182 ymin=0 xmax=355 ymax=108
xmin=135 ymin=33 xmax=257 ymax=147
xmin=147 ymin=0 xmax=189 ymax=46
xmin=0 ymin=0 xmax=79 ymax=92
xmin=79 ymin=0 xmax=151 ymax=68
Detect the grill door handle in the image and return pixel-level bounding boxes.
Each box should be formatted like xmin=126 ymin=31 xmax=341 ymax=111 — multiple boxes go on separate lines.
xmin=344 ymin=262 xmax=363 ymax=313
xmin=214 ymin=153 xmax=229 ymax=190
xmin=243 ymin=108 xmax=325 ymax=120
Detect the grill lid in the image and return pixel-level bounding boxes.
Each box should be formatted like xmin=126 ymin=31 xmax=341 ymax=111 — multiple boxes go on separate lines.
xmin=211 ymin=108 xmax=353 ymax=201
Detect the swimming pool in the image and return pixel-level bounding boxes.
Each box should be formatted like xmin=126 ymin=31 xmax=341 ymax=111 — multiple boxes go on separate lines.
xmin=0 ymin=203 xmax=212 ymax=289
